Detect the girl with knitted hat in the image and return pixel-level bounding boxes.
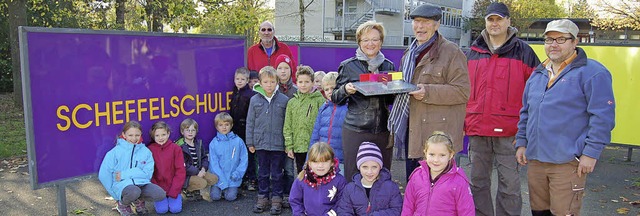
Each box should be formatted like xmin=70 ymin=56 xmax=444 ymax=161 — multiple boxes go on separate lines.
xmin=274 ymin=54 xmax=298 ymax=98
xmin=289 ymin=142 xmax=347 ymax=216
xmin=336 ymin=142 xmax=403 ymax=215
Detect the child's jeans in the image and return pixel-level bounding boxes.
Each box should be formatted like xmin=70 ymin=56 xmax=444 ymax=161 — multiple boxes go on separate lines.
xmin=283 ymin=157 xmax=295 ymax=195
xmin=256 ymin=150 xmax=286 ymax=198
xmin=121 ymin=183 xmax=166 ymax=205
xmin=154 ymin=195 xmax=182 ymax=214
xmin=210 ymin=186 xmax=239 ymax=201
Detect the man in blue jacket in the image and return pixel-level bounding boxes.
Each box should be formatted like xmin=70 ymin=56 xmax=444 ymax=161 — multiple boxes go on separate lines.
xmin=515 ymin=19 xmax=615 ymax=216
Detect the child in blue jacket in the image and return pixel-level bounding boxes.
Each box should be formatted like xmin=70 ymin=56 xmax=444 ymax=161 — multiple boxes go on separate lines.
xmin=336 ymin=142 xmax=403 ymax=215
xmin=98 ymin=121 xmax=166 ymax=216
xmin=290 ymin=142 xmax=347 ymax=216
xmin=208 ymin=112 xmax=248 ymax=201
xmin=309 ymin=72 xmax=346 ymax=173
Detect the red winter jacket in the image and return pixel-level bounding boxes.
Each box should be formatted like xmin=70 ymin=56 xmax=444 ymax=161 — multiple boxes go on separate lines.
xmin=247 ymin=37 xmax=293 ymax=72
xmin=148 ymin=140 xmax=186 ymax=198
xmin=465 ymin=29 xmax=540 ymax=137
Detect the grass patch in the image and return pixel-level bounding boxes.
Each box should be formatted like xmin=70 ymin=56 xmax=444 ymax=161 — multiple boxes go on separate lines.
xmin=0 ymin=93 xmax=26 ymax=159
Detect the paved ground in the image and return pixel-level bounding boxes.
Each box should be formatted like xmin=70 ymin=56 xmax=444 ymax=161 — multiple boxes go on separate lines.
xmin=0 ymin=146 xmax=638 ymax=215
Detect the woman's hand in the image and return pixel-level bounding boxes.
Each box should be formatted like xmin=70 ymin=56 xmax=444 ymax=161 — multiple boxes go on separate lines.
xmin=345 ymin=83 xmax=357 ymax=95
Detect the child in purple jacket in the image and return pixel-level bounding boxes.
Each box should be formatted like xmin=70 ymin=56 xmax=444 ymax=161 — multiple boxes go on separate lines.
xmin=401 ymin=131 xmax=475 ymax=216
xmin=289 ymin=142 xmax=347 ymax=216
xmin=336 ymin=142 xmax=403 ymax=215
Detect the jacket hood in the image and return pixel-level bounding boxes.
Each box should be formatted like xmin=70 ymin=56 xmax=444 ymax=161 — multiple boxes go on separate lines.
xmin=351 ymin=167 xmax=392 ymax=185
xmin=253 ymin=82 xmax=280 ymax=98
xmin=474 ymin=26 xmax=519 ymax=55
xmin=417 ymin=159 xmax=465 ymax=182
xmin=149 ymin=139 xmax=176 ymax=150
xmin=213 ymin=131 xmax=238 ymax=141
xmin=293 ymin=89 xmax=323 ymax=99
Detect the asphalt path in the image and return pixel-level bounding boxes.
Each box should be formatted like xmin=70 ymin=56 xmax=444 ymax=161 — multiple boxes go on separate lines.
xmin=0 ymin=146 xmax=638 ymax=215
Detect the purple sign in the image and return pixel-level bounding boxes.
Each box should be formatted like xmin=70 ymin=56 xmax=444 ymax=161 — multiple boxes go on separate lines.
xmin=20 ymin=27 xmax=245 ymax=188
xmin=295 ymin=43 xmax=406 ymax=72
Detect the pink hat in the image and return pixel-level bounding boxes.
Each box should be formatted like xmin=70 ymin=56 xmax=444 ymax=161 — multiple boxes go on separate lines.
xmin=274 ymin=54 xmax=297 ymax=75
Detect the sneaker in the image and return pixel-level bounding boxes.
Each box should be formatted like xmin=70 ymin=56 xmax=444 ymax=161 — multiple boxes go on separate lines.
xmin=253 ymin=195 xmax=269 ymax=213
xmin=115 ymin=201 xmax=134 ymax=216
xmin=270 ymin=196 xmax=283 ymax=215
xmin=132 ymin=199 xmax=148 ymax=215
xmin=183 ymin=189 xmax=199 ymax=201
xmin=247 ymin=183 xmax=257 ymax=191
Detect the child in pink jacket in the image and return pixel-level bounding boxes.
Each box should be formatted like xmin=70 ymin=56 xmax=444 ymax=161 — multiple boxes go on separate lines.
xmin=401 ymin=131 xmax=475 ymax=216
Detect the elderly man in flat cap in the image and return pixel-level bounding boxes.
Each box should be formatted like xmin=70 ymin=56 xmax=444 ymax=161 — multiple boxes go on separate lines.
xmin=515 ymin=19 xmax=615 ymax=216
xmin=388 ymin=4 xmax=470 ymax=181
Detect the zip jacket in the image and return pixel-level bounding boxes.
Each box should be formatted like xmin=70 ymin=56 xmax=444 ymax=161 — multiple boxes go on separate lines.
xmin=290 ymin=172 xmax=348 ymax=216
xmin=309 ymin=100 xmax=347 ymax=162
xmin=247 ymin=37 xmax=293 ymax=72
xmin=284 ymin=91 xmax=326 ymax=153
xmin=177 ymin=138 xmax=210 ymax=189
xmin=208 ymin=131 xmax=248 ymax=190
xmin=98 ymin=138 xmax=154 ymax=201
xmin=246 ymin=83 xmax=290 ymax=151
xmin=336 ymin=168 xmax=403 ymax=215
xmin=401 ymin=160 xmax=474 ymax=216
xmin=230 ymin=84 xmax=255 ymax=140
xmin=516 ymin=47 xmax=615 ymax=163
xmin=148 ymin=140 xmax=186 ymax=198
xmin=465 ymin=27 xmax=540 ymax=137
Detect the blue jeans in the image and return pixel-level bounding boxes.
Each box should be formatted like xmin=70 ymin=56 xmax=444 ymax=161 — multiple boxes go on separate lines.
xmin=210 ymin=186 xmax=238 ymax=201
xmin=154 ymin=195 xmax=182 ymax=214
xmin=283 ymin=157 xmax=295 ymax=195
xmin=256 ymin=150 xmax=286 ymax=198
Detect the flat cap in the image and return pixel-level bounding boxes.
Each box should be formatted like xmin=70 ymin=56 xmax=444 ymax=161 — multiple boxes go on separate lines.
xmin=410 ymin=4 xmax=442 ymax=21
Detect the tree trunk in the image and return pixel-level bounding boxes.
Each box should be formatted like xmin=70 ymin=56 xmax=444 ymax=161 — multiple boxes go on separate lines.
xmin=115 ymin=0 xmax=126 ymax=30
xmin=144 ymin=0 xmax=163 ymax=32
xmin=8 ymin=0 xmax=27 ymax=107
xmin=299 ymin=0 xmax=305 ymax=41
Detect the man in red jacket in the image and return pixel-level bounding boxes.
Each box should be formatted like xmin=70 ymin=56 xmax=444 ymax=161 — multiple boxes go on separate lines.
xmin=247 ymin=21 xmax=293 ymax=72
xmin=465 ymin=2 xmax=540 ymax=216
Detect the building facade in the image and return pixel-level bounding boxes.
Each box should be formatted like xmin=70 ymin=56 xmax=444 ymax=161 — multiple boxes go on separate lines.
xmin=274 ymin=0 xmax=467 ymax=46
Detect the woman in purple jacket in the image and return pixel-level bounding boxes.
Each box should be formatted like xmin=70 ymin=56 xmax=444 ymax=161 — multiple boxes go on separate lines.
xmin=402 ymin=131 xmax=475 ymax=216
xmin=336 ymin=142 xmax=403 ymax=215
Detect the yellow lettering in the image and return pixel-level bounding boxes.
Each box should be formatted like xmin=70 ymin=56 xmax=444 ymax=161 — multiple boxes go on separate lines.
xmin=124 ymin=100 xmax=136 ymax=122
xmin=226 ymin=91 xmax=233 ymax=111
xmin=181 ymin=95 xmax=195 ymax=116
xmin=170 ymin=96 xmax=180 ymax=117
xmin=94 ymin=102 xmax=111 ymax=127
xmin=56 ymin=105 xmax=71 ymax=131
xmin=72 ymin=104 xmax=93 ymax=129
xmin=137 ymin=99 xmax=148 ymax=121
xmin=112 ymin=101 xmax=124 ymax=125
xmin=195 ymin=94 xmax=207 ymax=114
xmin=160 ymin=97 xmax=169 ymax=118
xmin=207 ymin=93 xmax=217 ymax=113
xmin=217 ymin=92 xmax=227 ymax=111
xmin=149 ymin=97 xmax=160 ymax=120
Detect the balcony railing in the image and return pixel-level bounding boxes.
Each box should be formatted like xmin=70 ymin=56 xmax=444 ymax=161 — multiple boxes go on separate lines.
xmin=368 ymin=0 xmax=403 ymax=14
xmin=324 ymin=12 xmax=371 ymax=32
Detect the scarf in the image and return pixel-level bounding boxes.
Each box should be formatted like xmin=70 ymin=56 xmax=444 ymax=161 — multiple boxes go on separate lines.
xmin=388 ymin=32 xmax=439 ymax=150
xmin=355 ymin=47 xmax=385 ymax=73
xmin=303 ymin=158 xmax=339 ymax=189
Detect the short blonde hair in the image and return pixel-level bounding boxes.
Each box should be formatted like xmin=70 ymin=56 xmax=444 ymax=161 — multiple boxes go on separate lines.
xmin=259 ymin=66 xmax=277 ymax=81
xmin=356 ymin=21 xmax=385 ymax=44
xmin=322 ymin=72 xmax=339 ymax=86
xmin=180 ymin=118 xmax=198 ymax=133
xmin=214 ymin=112 xmax=233 ymax=126
xmin=296 ymin=65 xmax=314 ymax=80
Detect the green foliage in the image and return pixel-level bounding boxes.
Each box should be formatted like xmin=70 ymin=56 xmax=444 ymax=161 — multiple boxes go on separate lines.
xmin=0 ymin=93 xmax=26 ymax=159
xmin=592 ymin=0 xmax=640 ymax=30
xmin=0 ymin=2 xmax=13 ymax=93
xmin=568 ymin=0 xmax=595 ymax=19
xmin=199 ymin=0 xmax=273 ymax=44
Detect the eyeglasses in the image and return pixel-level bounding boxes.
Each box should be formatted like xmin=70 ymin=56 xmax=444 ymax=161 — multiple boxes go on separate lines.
xmin=184 ymin=129 xmax=197 ymax=133
xmin=360 ymin=38 xmax=381 ymax=44
xmin=260 ymin=28 xmax=273 ymax=32
xmin=544 ymin=37 xmax=573 ymax=44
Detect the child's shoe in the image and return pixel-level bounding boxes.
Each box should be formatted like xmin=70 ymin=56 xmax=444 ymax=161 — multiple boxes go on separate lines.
xmin=115 ymin=201 xmax=134 ymax=216
xmin=253 ymin=195 xmax=269 ymax=213
xmin=270 ymin=196 xmax=283 ymax=215
xmin=132 ymin=199 xmax=149 ymax=215
xmin=247 ymin=180 xmax=257 ymax=191
xmin=282 ymin=194 xmax=290 ymax=208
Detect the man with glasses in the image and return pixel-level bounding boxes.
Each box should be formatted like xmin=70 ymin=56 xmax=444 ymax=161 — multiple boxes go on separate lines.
xmin=515 ymin=19 xmax=615 ymax=216
xmin=465 ymin=2 xmax=540 ymax=215
xmin=247 ymin=21 xmax=293 ymax=72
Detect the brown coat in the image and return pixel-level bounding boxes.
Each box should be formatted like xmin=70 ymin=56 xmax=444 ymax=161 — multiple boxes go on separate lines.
xmin=405 ymin=34 xmax=470 ymax=159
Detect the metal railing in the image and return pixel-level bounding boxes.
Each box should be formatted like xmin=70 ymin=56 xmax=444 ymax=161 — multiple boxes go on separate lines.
xmin=368 ymin=0 xmax=403 ymax=12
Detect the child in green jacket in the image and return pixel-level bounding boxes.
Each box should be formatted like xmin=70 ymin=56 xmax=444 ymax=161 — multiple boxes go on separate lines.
xmin=283 ymin=65 xmax=326 ymax=174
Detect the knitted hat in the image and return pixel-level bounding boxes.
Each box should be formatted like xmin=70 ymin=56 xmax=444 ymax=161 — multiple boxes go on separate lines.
xmin=274 ymin=54 xmax=296 ymax=75
xmin=249 ymin=70 xmax=259 ymax=79
xmin=357 ymin=142 xmax=383 ymax=169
